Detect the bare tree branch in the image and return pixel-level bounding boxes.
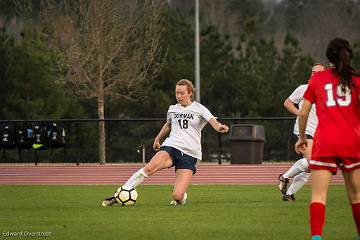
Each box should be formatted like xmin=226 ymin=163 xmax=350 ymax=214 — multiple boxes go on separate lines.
xmin=39 ymin=0 xmax=166 ymax=163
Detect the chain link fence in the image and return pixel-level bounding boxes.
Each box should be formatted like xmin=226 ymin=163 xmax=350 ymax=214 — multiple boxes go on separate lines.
xmin=0 ymin=117 xmax=299 ymax=164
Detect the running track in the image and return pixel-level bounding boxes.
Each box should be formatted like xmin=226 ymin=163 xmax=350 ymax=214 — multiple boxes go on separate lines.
xmin=0 ymin=163 xmax=344 ymax=185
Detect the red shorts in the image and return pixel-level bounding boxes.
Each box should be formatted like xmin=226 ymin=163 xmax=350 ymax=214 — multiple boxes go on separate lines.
xmin=309 ymin=157 xmax=360 ymax=174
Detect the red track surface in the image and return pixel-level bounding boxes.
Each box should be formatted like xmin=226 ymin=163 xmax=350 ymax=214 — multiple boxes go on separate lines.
xmin=0 ymin=163 xmax=344 ymax=185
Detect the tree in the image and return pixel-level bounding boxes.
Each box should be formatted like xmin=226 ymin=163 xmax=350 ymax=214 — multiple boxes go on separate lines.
xmin=199 ymin=25 xmax=237 ymax=115
xmin=0 ymin=33 xmax=11 ymax=115
xmin=352 ymin=40 xmax=360 ymax=70
xmin=104 ymin=8 xmax=195 ymax=162
xmin=0 ymin=29 xmax=85 ymax=120
xmin=40 ymin=0 xmax=166 ymax=164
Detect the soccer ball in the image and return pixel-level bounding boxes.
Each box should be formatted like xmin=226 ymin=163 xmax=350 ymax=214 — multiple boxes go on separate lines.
xmin=115 ymin=185 xmax=138 ymax=206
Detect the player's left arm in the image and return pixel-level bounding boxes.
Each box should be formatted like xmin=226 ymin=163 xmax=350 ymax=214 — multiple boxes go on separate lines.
xmin=295 ymin=100 xmax=312 ymax=154
xmin=208 ymin=118 xmax=229 ymax=133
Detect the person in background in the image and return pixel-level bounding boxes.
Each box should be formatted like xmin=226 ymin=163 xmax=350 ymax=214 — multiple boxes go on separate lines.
xmin=278 ymin=63 xmax=325 ymax=201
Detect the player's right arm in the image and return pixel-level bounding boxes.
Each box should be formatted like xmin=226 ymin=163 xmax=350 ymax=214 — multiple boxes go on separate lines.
xmin=284 ymin=98 xmax=300 ymax=116
xmin=153 ymin=122 xmax=171 ymax=151
xmin=295 ymin=99 xmax=312 ymax=154
xmin=284 ymin=85 xmax=306 ymax=116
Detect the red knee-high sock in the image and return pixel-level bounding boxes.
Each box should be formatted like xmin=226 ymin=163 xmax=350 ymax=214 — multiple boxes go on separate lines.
xmin=351 ymin=203 xmax=360 ymax=236
xmin=310 ymin=202 xmax=326 ymax=237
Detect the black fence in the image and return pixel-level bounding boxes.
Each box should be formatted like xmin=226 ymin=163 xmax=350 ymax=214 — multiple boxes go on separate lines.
xmin=0 ymin=117 xmax=299 ymax=165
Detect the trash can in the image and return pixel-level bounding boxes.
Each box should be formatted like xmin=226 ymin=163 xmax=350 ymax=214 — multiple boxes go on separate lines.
xmin=229 ymin=124 xmax=266 ymax=164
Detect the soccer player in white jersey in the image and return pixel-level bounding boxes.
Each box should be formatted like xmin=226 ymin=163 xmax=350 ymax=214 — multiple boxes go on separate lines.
xmin=278 ymin=63 xmax=325 ymax=201
xmin=102 ymin=79 xmax=229 ymax=206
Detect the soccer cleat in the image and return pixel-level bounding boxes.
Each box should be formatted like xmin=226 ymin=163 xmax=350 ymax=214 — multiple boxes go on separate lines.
xmin=278 ymin=174 xmax=290 ymax=195
xmin=169 ymin=200 xmax=178 ymax=206
xmin=311 ymin=236 xmax=322 ymax=240
xmin=282 ymin=194 xmax=296 ymax=201
xmin=102 ymin=196 xmax=117 ymax=207
xmin=170 ymin=192 xmax=187 ymax=206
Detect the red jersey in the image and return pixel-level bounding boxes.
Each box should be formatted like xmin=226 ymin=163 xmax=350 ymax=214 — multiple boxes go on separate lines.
xmin=304 ymin=69 xmax=360 ymax=158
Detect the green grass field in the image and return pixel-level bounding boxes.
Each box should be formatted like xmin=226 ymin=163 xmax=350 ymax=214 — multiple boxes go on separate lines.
xmin=0 ymin=185 xmax=357 ymax=240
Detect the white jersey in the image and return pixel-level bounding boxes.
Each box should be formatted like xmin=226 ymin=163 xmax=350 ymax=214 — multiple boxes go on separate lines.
xmin=288 ymin=84 xmax=318 ymax=137
xmin=161 ymin=101 xmax=214 ymax=160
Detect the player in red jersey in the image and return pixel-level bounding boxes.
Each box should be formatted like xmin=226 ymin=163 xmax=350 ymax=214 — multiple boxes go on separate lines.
xmin=295 ymin=38 xmax=360 ymax=240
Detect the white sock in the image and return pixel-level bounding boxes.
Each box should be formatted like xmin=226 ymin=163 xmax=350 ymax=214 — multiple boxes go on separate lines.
xmin=121 ymin=168 xmax=148 ymax=190
xmin=286 ymin=172 xmax=310 ymax=195
xmin=171 ymin=192 xmax=188 ymax=205
xmin=283 ymin=158 xmax=309 ymax=179
xmin=179 ymin=192 xmax=187 ymax=204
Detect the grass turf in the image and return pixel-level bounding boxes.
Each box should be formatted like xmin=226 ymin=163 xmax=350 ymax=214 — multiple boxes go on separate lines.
xmin=0 ymin=185 xmax=357 ymax=240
